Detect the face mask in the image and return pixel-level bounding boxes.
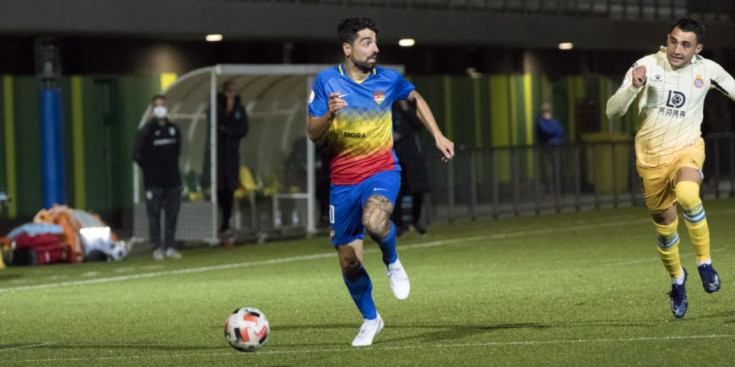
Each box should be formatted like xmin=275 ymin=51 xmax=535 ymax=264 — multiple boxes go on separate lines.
xmin=153 ymin=106 xmax=167 ymax=119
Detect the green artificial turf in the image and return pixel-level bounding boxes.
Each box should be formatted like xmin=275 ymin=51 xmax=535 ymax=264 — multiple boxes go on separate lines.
xmin=1 ymin=200 xmax=733 ymax=366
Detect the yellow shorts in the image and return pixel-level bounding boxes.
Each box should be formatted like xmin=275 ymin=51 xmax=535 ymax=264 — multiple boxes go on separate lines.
xmin=636 ymin=138 xmax=705 ymax=214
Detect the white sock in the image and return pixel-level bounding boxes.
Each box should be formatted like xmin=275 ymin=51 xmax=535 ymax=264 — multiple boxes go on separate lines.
xmin=695 ymin=258 xmax=712 ymax=267
xmin=672 ymin=269 xmax=685 ymax=285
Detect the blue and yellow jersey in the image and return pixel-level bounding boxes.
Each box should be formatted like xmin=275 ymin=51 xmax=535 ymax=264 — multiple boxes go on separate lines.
xmin=308 ymin=64 xmax=415 ymax=185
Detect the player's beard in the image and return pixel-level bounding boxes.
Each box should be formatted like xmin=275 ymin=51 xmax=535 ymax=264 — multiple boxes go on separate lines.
xmin=353 ymin=53 xmax=378 ymax=73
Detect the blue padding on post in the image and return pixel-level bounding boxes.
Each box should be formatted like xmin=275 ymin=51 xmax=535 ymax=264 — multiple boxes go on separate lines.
xmin=40 ymin=87 xmax=66 ymax=208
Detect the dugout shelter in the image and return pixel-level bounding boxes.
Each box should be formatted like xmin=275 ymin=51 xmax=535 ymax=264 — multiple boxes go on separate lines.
xmin=133 ymin=63 xmax=405 ymax=245
xmin=133 ymin=64 xmax=327 ymax=244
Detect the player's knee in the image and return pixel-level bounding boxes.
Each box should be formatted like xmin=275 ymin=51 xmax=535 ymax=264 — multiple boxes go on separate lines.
xmin=675 ymin=181 xmax=701 ymax=210
xmin=342 ymin=258 xmax=363 ymax=279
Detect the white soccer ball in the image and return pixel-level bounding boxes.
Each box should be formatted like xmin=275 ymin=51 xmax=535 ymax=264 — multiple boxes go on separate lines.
xmin=224 ymin=307 xmax=270 ymax=352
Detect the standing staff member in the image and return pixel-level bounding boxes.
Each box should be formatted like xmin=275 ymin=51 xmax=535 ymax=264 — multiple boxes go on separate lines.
xmin=134 ymin=95 xmax=183 ymax=260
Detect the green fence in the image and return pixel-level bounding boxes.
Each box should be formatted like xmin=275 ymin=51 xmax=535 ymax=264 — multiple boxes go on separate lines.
xmin=1 ymin=71 xmax=640 ymax=229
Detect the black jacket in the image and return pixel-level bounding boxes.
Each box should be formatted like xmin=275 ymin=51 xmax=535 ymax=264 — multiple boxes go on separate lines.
xmin=392 ymin=103 xmax=431 ymax=194
xmin=133 ymin=119 xmax=181 ymax=189
xmin=202 ymin=93 xmax=249 ymax=191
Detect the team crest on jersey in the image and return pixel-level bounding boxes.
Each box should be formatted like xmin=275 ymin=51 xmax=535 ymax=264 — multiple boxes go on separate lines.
xmin=693 ymin=75 xmax=704 ymax=88
xmin=373 ymin=91 xmax=386 ymax=105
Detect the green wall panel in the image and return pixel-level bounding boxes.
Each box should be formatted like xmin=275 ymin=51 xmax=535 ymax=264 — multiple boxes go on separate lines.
xmin=13 ymin=77 xmax=43 ymax=218
xmin=0 ymin=72 xmax=634 ymax=224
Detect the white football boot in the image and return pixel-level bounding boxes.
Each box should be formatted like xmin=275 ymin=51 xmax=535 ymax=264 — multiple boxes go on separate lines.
xmin=351 ymin=314 xmax=384 ymax=347
xmin=387 ymin=258 xmax=410 ymax=300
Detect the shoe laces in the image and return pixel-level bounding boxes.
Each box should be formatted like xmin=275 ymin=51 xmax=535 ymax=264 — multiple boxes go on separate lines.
xmin=357 ymin=323 xmax=370 ymax=336
xmin=357 ymin=319 xmax=378 ymax=336
xmin=669 ymin=284 xmax=685 ymax=299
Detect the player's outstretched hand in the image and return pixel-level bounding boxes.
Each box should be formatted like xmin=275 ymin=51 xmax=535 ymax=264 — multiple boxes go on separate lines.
xmin=435 ymin=135 xmax=455 ymax=163
xmin=328 ymin=92 xmax=348 ymax=118
xmin=632 ymin=65 xmax=647 ymax=88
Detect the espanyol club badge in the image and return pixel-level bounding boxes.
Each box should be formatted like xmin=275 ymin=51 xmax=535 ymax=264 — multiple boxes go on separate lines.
xmin=693 ymin=75 xmax=704 ymax=88
xmin=373 ymin=91 xmax=385 ymax=105
xmin=169 ymin=127 xmax=176 ymax=136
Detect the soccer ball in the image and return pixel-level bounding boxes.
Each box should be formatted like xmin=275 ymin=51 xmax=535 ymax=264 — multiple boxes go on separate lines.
xmin=224 ymin=307 xmax=270 ymax=352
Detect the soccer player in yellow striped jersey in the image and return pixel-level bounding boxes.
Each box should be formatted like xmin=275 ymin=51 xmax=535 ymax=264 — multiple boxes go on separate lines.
xmin=607 ymin=18 xmax=734 ymax=318
xmin=307 ymin=17 xmax=454 ymax=346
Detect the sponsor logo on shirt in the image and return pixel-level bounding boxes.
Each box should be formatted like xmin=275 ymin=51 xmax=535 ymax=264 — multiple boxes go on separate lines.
xmin=666 ymin=90 xmax=686 ymax=108
xmin=153 ymin=138 xmax=177 ymax=146
xmin=658 ymin=90 xmax=687 ymax=118
xmin=693 ymin=75 xmax=704 ymax=88
xmin=343 ymin=131 xmax=369 ymax=139
xmin=373 ymin=91 xmax=385 ymax=105
xmin=658 ymin=107 xmax=686 ymax=118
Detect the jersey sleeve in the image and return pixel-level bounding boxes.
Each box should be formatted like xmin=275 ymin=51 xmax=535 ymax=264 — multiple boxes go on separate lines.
xmin=606 ymin=59 xmax=646 ymax=120
xmin=307 ymin=73 xmax=329 ymax=118
xmin=707 ymin=60 xmax=735 ymax=102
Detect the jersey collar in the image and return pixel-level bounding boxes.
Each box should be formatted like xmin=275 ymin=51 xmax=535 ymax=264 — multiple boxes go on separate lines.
xmin=338 ymin=63 xmax=377 ymax=83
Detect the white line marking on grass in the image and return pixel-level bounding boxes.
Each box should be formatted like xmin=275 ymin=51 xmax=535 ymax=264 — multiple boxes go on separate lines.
xmin=0 ymin=253 xmax=336 ymax=294
xmin=0 ymin=213 xmax=726 ymax=294
xmin=0 ymin=342 xmax=56 ymax=353
xmin=0 ymin=231 xmax=548 ymax=294
xmin=10 ymin=334 xmax=734 ymax=363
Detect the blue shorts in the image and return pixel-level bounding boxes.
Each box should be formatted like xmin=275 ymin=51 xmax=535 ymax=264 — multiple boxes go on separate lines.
xmin=329 ymin=170 xmax=400 ymax=246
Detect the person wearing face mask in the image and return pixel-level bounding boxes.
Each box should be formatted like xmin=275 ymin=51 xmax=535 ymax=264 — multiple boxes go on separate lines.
xmin=133 ymin=94 xmax=183 ymax=260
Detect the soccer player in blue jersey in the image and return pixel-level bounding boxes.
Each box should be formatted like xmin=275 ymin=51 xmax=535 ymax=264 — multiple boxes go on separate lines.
xmin=307 ymin=17 xmax=454 ymax=346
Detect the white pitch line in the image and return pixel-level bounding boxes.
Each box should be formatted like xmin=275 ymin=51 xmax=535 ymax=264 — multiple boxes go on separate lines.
xmin=0 ymin=214 xmax=724 ymax=294
xmin=9 ymin=334 xmax=735 ymax=363
xmin=0 ymin=342 xmax=56 ymax=353
xmin=0 ymin=253 xmax=336 ymax=293
xmin=0 ymin=232 xmax=492 ymax=294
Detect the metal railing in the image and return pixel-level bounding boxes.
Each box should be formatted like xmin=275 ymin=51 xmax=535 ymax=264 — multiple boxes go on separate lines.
xmin=423 ymin=134 xmax=735 ymax=223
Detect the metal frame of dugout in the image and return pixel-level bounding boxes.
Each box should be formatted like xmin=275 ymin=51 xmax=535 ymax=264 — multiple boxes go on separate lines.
xmin=132 ymin=64 xmax=334 ymax=245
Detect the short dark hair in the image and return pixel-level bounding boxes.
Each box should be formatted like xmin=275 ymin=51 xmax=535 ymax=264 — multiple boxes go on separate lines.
xmin=151 ymin=94 xmax=165 ymax=104
xmin=670 ymin=18 xmax=705 ymax=43
xmin=337 ymin=17 xmax=378 ymax=45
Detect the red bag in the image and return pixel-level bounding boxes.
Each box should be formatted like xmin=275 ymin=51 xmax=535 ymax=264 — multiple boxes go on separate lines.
xmin=13 ymin=233 xmax=71 ymax=265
